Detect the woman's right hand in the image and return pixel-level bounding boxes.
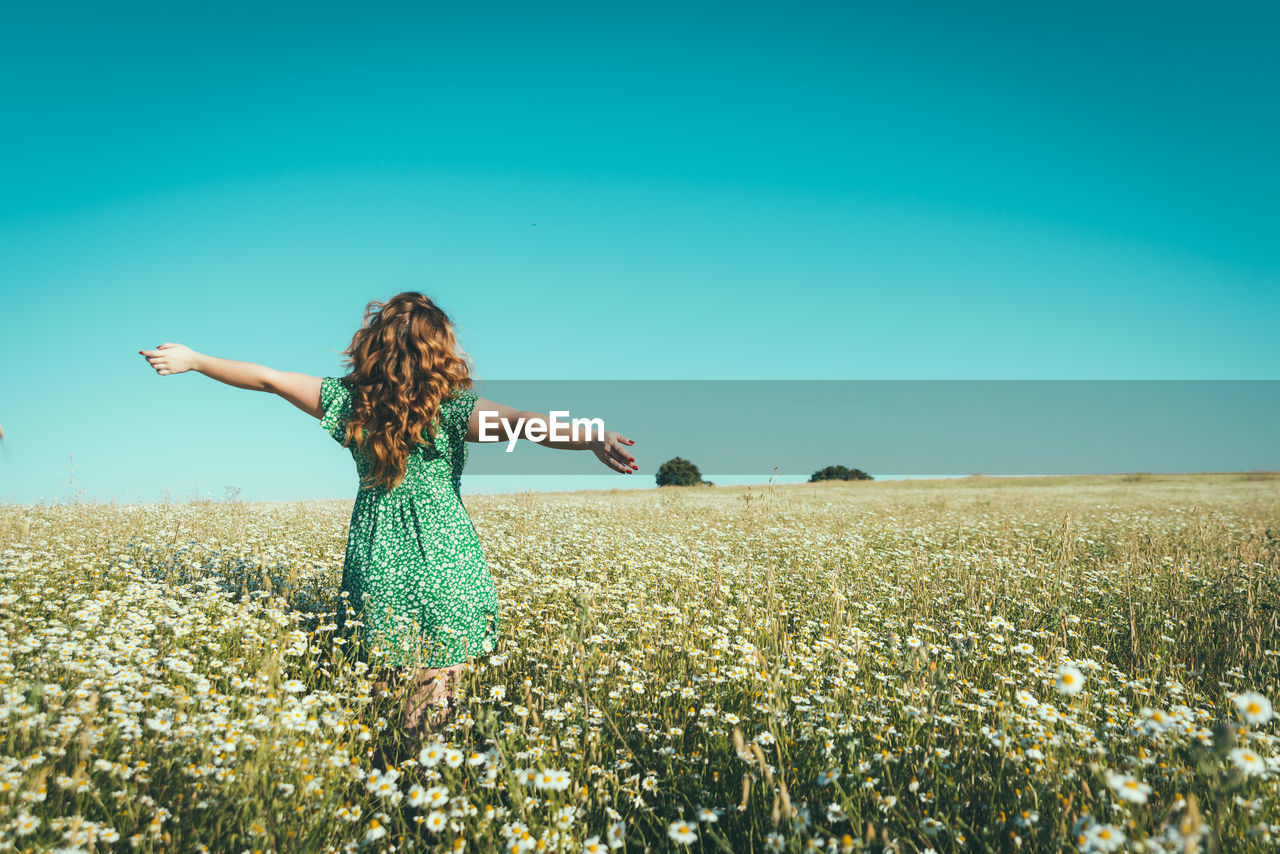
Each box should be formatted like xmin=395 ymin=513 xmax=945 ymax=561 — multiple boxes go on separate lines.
xmin=592 ymin=431 xmax=638 ymax=474
xmin=139 ymin=342 xmax=201 ymax=376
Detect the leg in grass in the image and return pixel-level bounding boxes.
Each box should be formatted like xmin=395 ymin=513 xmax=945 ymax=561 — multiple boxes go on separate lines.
xmin=404 ymin=664 xmax=464 ymax=733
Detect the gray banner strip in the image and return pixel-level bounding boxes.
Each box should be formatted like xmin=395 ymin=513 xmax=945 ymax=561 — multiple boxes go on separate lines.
xmin=460 ymin=380 xmax=1280 ymax=476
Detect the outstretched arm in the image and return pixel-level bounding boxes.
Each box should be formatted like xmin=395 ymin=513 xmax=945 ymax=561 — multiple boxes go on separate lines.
xmin=466 ymin=397 xmax=638 ymax=474
xmin=139 ymin=343 xmax=324 ymax=419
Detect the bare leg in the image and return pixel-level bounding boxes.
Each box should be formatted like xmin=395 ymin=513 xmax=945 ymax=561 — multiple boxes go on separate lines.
xmin=365 ymin=662 xmax=464 ymax=775
xmin=370 ymin=664 xmax=400 ymax=698
xmin=404 ymin=664 xmax=464 ymax=733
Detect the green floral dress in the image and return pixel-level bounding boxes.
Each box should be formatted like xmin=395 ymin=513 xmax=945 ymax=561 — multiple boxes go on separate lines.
xmin=320 ymin=376 xmax=499 ymax=669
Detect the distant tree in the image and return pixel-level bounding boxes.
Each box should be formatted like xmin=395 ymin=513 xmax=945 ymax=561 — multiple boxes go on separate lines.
xmin=656 ymin=457 xmax=706 ymax=487
xmin=809 ymin=465 xmax=873 ymax=483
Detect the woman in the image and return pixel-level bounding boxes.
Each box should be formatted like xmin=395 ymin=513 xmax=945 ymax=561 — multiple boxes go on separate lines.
xmin=139 ymin=291 xmax=637 ymax=741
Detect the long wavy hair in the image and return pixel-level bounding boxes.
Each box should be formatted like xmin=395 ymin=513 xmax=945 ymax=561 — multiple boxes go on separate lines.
xmin=336 ymin=292 xmax=474 ymax=492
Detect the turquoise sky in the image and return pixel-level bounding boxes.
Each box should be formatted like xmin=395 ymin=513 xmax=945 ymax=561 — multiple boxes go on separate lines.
xmin=1 ymin=1 xmax=1277 ymax=503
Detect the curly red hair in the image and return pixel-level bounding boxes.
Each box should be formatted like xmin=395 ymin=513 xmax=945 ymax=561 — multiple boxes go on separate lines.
xmin=336 ymin=292 xmax=473 ymax=492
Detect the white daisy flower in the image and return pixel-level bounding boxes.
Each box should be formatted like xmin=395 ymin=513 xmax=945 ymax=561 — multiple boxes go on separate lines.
xmin=1082 ymin=823 xmax=1124 ymax=852
xmin=606 ymin=821 xmax=626 ymax=849
xmin=364 ymin=818 xmax=387 ymax=841
xmin=419 ymin=742 xmax=446 ymax=767
xmin=667 ymin=821 xmax=697 ymax=845
xmin=365 ymin=768 xmax=401 ymax=798
xmin=1105 ymin=771 xmax=1152 ymax=804
xmin=534 ymin=769 xmax=571 ymax=791
xmin=1233 ymin=692 xmax=1273 ymax=725
xmin=1055 ymin=665 xmax=1085 ymax=696
xmin=1229 ymin=747 xmax=1267 ymax=776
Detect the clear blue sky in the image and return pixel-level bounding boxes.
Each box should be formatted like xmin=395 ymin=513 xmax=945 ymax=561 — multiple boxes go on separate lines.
xmin=1 ymin=0 xmax=1277 ymax=503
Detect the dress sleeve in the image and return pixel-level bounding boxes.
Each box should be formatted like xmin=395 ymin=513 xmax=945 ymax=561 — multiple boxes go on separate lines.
xmin=319 ymin=377 xmax=353 ymax=445
xmin=446 ymin=388 xmax=479 ymax=438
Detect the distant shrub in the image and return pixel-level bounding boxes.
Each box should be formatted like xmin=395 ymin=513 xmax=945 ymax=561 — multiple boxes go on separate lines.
xmin=656 ymin=457 xmax=707 ymax=487
xmin=809 ymin=465 xmax=873 ymax=483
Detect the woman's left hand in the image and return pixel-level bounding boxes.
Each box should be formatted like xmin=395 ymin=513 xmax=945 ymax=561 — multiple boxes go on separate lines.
xmin=139 ymin=342 xmax=201 ymax=376
xmin=592 ymin=431 xmax=638 ymax=474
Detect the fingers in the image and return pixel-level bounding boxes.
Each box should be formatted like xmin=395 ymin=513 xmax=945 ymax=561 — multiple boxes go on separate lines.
xmin=140 ymin=350 xmax=171 ymax=375
xmin=611 ymin=438 xmax=638 ymax=472
xmin=595 ymin=443 xmax=632 ymax=474
xmin=604 ymin=441 xmax=637 ymax=474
